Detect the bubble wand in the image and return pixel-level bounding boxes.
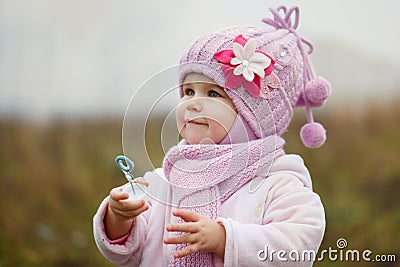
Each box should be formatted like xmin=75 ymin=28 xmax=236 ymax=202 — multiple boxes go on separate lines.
xmin=115 ymin=155 xmax=136 ymax=195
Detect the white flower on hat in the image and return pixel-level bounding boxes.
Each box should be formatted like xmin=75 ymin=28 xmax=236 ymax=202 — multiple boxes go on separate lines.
xmin=230 ymin=39 xmax=271 ymax=82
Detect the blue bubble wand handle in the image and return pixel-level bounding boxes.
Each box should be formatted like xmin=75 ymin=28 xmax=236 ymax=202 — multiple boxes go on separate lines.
xmin=115 ymin=155 xmax=136 ymax=195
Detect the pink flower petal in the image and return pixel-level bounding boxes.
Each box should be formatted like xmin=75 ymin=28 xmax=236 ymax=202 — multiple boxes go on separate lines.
xmin=253 ymin=76 xmax=261 ymax=89
xmin=260 ymin=79 xmax=271 ymax=100
xmin=214 ymin=50 xmax=235 ymax=64
xmin=221 ymin=64 xmax=231 ymax=72
xmin=225 ymin=68 xmax=244 ymax=90
xmin=264 ymin=64 xmax=274 ymax=76
xmin=243 ymin=80 xmax=260 ymax=97
xmin=258 ymin=52 xmax=275 ymax=75
xmin=234 ymin=35 xmax=247 ymax=46
xmin=264 ymin=73 xmax=281 ymax=89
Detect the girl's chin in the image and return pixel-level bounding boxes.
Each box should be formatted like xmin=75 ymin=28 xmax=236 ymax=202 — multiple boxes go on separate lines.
xmin=199 ymin=138 xmax=216 ymax=144
xmin=185 ymin=136 xmax=217 ymax=145
xmin=180 ymin=126 xmax=225 ymax=145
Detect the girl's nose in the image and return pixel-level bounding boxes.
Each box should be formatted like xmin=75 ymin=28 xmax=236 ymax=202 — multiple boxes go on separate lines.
xmin=185 ymin=98 xmax=202 ymax=112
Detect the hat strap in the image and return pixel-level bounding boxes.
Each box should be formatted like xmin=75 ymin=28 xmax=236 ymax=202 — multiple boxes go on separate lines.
xmin=263 ymin=6 xmax=331 ymax=148
xmin=263 ymin=6 xmax=317 ymax=123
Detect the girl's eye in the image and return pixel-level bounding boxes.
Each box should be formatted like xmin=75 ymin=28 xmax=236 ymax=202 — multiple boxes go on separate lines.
xmin=209 ymin=90 xmax=222 ymax=97
xmin=184 ymin=88 xmax=195 ymax=96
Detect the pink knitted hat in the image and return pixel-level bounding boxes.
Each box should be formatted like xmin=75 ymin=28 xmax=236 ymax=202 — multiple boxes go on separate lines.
xmin=179 ymin=6 xmax=331 ymax=148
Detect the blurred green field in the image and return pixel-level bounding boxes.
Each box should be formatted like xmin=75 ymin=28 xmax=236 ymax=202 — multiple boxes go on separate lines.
xmin=0 ymin=99 xmax=399 ymax=266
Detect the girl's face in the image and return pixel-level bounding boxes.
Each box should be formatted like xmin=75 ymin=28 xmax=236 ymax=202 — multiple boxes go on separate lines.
xmin=176 ymin=73 xmax=237 ymax=145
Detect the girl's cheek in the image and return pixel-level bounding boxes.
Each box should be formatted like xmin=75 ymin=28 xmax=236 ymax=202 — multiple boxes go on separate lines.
xmin=175 ymin=102 xmax=186 ymax=122
xmin=176 ymin=115 xmax=185 ymax=133
xmin=205 ymin=102 xmax=236 ymax=126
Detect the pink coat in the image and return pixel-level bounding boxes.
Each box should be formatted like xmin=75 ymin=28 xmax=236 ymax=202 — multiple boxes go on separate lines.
xmin=93 ymin=154 xmax=325 ymax=266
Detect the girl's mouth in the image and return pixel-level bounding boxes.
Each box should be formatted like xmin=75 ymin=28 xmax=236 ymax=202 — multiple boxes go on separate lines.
xmin=186 ymin=119 xmax=207 ymax=125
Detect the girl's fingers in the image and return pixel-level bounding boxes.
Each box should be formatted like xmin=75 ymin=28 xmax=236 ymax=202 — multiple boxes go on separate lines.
xmin=164 ymin=232 xmax=197 ymax=245
xmin=173 ymin=244 xmax=199 ymax=258
xmin=166 ymin=222 xmax=198 ymax=233
xmin=118 ymin=199 xmax=146 ymax=211
xmin=127 ymin=203 xmax=149 ymax=217
xmin=173 ymin=209 xmax=201 ymax=222
xmin=110 ymin=186 xmax=128 ymax=201
xmin=110 ymin=195 xmax=146 ymax=212
xmin=133 ymin=177 xmax=149 ymax=187
xmin=112 ymin=203 xmax=149 ymax=218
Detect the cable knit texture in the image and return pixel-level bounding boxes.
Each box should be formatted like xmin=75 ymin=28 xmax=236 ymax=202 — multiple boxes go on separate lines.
xmin=179 ymin=6 xmax=331 ymax=147
xmin=163 ymin=135 xmax=285 ymax=266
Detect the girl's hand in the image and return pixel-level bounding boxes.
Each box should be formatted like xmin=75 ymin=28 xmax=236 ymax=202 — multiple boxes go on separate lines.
xmin=105 ymin=178 xmax=149 ymax=239
xmin=164 ymin=209 xmax=226 ymax=259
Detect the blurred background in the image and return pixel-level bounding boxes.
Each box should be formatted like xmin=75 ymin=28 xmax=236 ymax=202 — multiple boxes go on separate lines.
xmin=0 ymin=0 xmax=399 ymax=266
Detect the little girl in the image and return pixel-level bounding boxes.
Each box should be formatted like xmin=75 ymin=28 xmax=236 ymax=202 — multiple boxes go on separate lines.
xmin=93 ymin=6 xmax=331 ymax=267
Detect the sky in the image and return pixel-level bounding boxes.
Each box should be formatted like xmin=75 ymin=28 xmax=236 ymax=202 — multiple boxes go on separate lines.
xmin=0 ymin=0 xmax=399 ymax=120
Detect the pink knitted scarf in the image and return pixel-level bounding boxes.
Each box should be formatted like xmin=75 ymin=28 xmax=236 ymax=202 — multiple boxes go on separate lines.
xmin=163 ymin=135 xmax=285 ymax=266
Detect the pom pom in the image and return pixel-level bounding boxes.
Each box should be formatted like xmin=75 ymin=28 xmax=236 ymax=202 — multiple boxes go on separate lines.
xmin=304 ymin=76 xmax=331 ymax=107
xmin=300 ymin=122 xmax=326 ymax=148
